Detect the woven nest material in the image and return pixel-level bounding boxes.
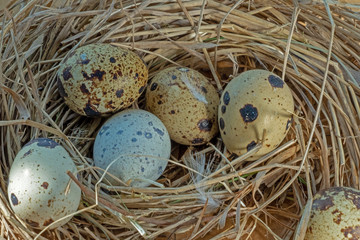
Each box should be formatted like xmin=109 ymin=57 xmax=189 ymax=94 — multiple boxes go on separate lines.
xmin=1 ymin=0 xmax=360 ymax=239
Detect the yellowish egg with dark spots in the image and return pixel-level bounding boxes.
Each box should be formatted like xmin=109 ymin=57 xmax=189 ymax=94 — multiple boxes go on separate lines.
xmin=145 ymin=67 xmax=219 ymax=145
xmin=218 ymin=69 xmax=294 ymax=159
xmin=305 ymin=187 xmax=360 ymax=240
xmin=57 ymin=43 xmax=148 ymax=117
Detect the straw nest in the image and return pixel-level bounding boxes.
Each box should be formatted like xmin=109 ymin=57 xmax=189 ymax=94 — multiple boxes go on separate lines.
xmin=1 ymin=0 xmax=360 ymax=239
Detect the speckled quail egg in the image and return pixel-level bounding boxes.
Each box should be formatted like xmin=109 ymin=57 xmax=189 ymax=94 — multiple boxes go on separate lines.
xmin=57 ymin=43 xmax=148 ymax=117
xmin=7 ymin=138 xmax=81 ymax=229
xmin=145 ymin=67 xmax=219 ymax=145
xmin=305 ymin=187 xmax=360 ymax=240
xmin=218 ymin=69 xmax=294 ymax=159
xmin=93 ymin=109 xmax=171 ymax=187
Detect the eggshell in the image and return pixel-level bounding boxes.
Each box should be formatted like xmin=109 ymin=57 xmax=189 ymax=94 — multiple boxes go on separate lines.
xmin=218 ymin=69 xmax=294 ymax=159
xmin=305 ymin=187 xmax=360 ymax=240
xmin=145 ymin=67 xmax=219 ymax=145
xmin=57 ymin=43 xmax=148 ymax=117
xmin=7 ymin=138 xmax=81 ymax=229
xmin=93 ymin=109 xmax=171 ymax=187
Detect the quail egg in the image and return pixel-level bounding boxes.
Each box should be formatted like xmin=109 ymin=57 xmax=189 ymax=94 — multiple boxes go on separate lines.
xmin=7 ymin=138 xmax=81 ymax=229
xmin=57 ymin=43 xmax=148 ymax=117
xmin=305 ymin=187 xmax=360 ymax=240
xmin=218 ymin=69 xmax=294 ymax=159
xmin=93 ymin=109 xmax=171 ymax=187
xmin=145 ymin=67 xmax=219 ymax=145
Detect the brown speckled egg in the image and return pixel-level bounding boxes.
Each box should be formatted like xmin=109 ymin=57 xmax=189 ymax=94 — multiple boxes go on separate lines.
xmin=57 ymin=43 xmax=148 ymax=117
xmin=305 ymin=187 xmax=360 ymax=240
xmin=218 ymin=69 xmax=293 ymax=159
xmin=145 ymin=67 xmax=219 ymax=145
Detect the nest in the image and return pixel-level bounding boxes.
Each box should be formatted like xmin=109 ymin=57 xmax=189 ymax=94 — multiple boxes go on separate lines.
xmin=1 ymin=0 xmax=360 ymax=239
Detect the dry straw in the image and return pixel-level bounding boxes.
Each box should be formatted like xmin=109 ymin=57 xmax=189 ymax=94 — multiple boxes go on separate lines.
xmin=0 ymin=0 xmax=360 ymax=239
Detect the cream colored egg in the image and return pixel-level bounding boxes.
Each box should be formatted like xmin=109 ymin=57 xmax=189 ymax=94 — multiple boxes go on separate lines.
xmin=145 ymin=67 xmax=219 ymax=145
xmin=7 ymin=138 xmax=81 ymax=229
xmin=305 ymin=187 xmax=360 ymax=240
xmin=218 ymin=69 xmax=294 ymax=159
xmin=57 ymin=43 xmax=148 ymax=117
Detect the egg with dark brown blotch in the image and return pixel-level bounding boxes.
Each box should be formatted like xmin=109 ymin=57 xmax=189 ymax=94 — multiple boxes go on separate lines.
xmin=7 ymin=138 xmax=81 ymax=229
xmin=57 ymin=43 xmax=148 ymax=117
xmin=93 ymin=109 xmax=171 ymax=187
xmin=305 ymin=187 xmax=360 ymax=240
xmin=145 ymin=67 xmax=219 ymax=146
xmin=218 ymin=69 xmax=294 ymax=159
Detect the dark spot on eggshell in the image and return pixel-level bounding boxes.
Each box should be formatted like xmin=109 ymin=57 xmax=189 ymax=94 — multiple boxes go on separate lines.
xmin=117 ymin=70 xmax=123 ymax=77
xmin=192 ymin=138 xmax=204 ymax=144
xmin=113 ymin=74 xmax=117 ymax=80
xmin=41 ymin=182 xmax=49 ymax=189
xmin=43 ymin=218 xmax=54 ymax=227
xmin=83 ymin=102 xmax=101 ymax=117
xmin=11 ymin=193 xmax=18 ymax=206
xmin=105 ymin=100 xmax=116 ymax=109
xmin=57 ymin=78 xmax=68 ymax=97
xmin=201 ymin=86 xmax=208 ymax=93
xmin=110 ymin=57 xmax=116 ymax=63
xmin=137 ymin=131 xmax=142 ymax=136
xmin=343 ymin=188 xmax=360 ymax=209
xmin=62 ymin=66 xmax=73 ymax=81
xmin=99 ymin=126 xmax=110 ymax=136
xmin=247 ymin=141 xmax=257 ymax=152
xmin=82 ymin=71 xmax=90 ymax=79
xmin=80 ymin=84 xmax=90 ymax=95
xmin=26 ymin=219 xmax=39 ymax=228
xmin=157 ymin=100 xmax=163 ymax=105
xmin=135 ymin=73 xmax=139 ymax=79
xmin=131 ymin=138 xmax=137 ymax=142
xmin=158 ymin=166 xmax=163 ymax=175
xmin=116 ymin=89 xmax=124 ymax=98
xmin=25 ymin=138 xmax=59 ymax=148
xmin=91 ymin=70 xmax=106 ymax=81
xmin=170 ymin=110 xmax=175 ymax=114
xmin=240 ymin=104 xmax=258 ymax=123
xmin=221 ymin=105 xmax=226 ymax=114
xmin=22 ymin=149 xmax=33 ymax=158
xmin=129 ymin=98 xmax=134 ymax=102
xmin=153 ymin=127 xmax=164 ymax=136
xmin=144 ymin=132 xmax=152 ymax=139
xmin=150 ymin=83 xmax=158 ymax=91
xmin=82 ymin=70 xmax=106 ymax=81
xmin=219 ymin=118 xmax=225 ymax=130
xmin=341 ymin=226 xmax=360 ymax=239
xmin=148 ymin=121 xmax=153 ymax=126
xmin=331 ymin=209 xmax=343 ymax=224
xmin=172 ymin=75 xmax=177 ymax=80
xmin=80 ymin=59 xmax=90 ymax=65
xmin=117 ymin=130 xmax=123 ymax=135
xmin=141 ymin=167 xmax=145 ymax=173
xmin=268 ymin=75 xmax=284 ymax=88
xmin=139 ymin=86 xmax=145 ymax=94
xmin=223 ymin=91 xmax=230 ymax=105
xmin=312 ymin=189 xmax=335 ymax=211
xmin=197 ymin=119 xmax=212 ymax=132
xmin=47 ymin=199 xmax=54 ymax=207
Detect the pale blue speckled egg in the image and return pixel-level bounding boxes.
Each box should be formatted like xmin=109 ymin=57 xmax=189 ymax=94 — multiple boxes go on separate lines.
xmin=93 ymin=109 xmax=171 ymax=187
